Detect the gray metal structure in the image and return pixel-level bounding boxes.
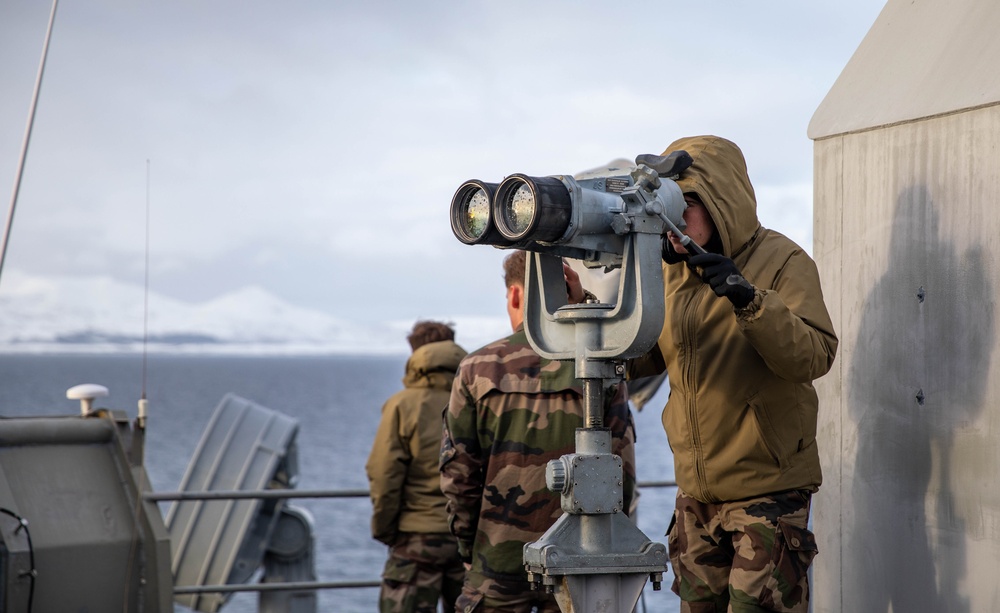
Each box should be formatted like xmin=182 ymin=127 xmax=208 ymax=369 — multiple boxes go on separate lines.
xmin=520 ymin=168 xmax=677 ymax=612
xmin=0 ymin=390 xmax=328 ymax=613
xmin=810 ymin=1 xmax=1000 ymax=611
xmin=448 ymin=155 xmax=694 ymax=611
xmin=0 ymin=409 xmax=173 ymax=612
xmin=167 ymin=393 xmax=307 ymax=612
xmin=259 ymin=506 xmax=318 ymax=612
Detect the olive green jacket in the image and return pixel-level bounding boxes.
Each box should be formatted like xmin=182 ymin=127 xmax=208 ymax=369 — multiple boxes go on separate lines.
xmin=365 ymin=340 xmax=467 ymax=544
xmin=633 ymin=135 xmax=839 ymax=503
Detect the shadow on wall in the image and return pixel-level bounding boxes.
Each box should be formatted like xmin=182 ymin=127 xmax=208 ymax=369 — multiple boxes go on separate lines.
xmin=847 ymin=185 xmax=994 ymax=613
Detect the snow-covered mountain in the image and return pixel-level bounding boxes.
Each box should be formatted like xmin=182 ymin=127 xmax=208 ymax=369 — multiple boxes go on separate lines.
xmin=0 ymin=271 xmax=507 ymax=355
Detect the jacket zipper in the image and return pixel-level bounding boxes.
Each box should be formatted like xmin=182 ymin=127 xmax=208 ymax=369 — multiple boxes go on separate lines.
xmin=682 ymin=283 xmax=712 ymax=502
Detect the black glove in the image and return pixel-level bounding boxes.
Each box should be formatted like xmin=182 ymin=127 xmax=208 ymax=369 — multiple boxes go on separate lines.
xmin=686 ymin=253 xmax=755 ymax=309
xmin=661 ymin=236 xmax=688 ymax=265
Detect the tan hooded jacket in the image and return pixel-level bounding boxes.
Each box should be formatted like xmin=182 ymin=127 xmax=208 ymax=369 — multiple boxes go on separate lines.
xmin=365 ymin=340 xmax=467 ymax=544
xmin=636 ymin=135 xmax=838 ymax=503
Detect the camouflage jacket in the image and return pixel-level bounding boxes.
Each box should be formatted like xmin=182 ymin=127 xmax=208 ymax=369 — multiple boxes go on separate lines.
xmin=365 ymin=340 xmax=467 ymax=545
xmin=440 ymin=328 xmax=636 ymax=579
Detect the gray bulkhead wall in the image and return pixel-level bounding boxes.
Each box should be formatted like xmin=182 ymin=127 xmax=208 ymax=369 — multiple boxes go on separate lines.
xmin=809 ymin=1 xmax=1000 ymax=611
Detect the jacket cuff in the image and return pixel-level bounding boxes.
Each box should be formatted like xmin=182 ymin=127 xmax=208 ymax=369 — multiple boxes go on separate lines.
xmin=373 ymin=528 xmax=398 ymax=546
xmin=735 ymin=288 xmax=766 ymax=322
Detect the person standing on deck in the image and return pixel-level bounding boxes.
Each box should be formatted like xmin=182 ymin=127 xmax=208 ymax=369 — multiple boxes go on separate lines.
xmin=630 ymin=135 xmax=838 ymax=613
xmin=440 ymin=250 xmax=637 ymax=613
xmin=366 ymin=320 xmax=468 ymax=613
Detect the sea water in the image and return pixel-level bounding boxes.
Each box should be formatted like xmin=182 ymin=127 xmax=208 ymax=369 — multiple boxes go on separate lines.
xmin=0 ymin=353 xmax=679 ymax=613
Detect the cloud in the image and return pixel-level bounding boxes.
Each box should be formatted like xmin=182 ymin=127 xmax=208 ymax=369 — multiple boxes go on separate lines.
xmin=0 ymin=0 xmax=886 ymax=340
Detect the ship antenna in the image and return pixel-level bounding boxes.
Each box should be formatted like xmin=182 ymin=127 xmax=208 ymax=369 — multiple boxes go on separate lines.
xmin=138 ymin=159 xmax=151 ymax=430
xmin=0 ymin=0 xmax=59 ymax=286
xmin=124 ymin=159 xmax=152 ymax=612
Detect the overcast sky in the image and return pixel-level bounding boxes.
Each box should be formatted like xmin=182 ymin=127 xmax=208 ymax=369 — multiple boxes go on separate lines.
xmin=0 ymin=0 xmax=886 ymax=332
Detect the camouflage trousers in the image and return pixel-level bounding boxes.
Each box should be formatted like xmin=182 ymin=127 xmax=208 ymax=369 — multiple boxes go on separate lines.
xmin=667 ymin=488 xmax=817 ymax=613
xmin=454 ymin=570 xmax=560 ymax=613
xmin=379 ymin=532 xmax=465 ymax=613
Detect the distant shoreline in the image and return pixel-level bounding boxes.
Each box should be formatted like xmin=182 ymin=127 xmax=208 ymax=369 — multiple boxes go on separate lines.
xmin=0 ymin=344 xmax=411 ymax=358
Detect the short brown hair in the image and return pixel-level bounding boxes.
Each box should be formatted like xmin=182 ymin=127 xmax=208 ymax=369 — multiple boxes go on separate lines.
xmin=503 ymin=250 xmax=527 ymax=288
xmin=407 ymin=320 xmax=455 ymax=351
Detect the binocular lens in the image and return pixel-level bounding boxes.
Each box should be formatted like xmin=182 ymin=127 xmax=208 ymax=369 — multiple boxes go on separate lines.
xmin=504 ymin=184 xmax=536 ymax=235
xmin=495 ymin=175 xmax=571 ymax=242
xmin=464 ymin=188 xmax=491 ymax=240
xmin=450 ymin=180 xmax=507 ymax=245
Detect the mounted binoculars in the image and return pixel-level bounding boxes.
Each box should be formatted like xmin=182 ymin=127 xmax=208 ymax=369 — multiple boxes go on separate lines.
xmin=449 ymin=151 xmax=694 ymax=268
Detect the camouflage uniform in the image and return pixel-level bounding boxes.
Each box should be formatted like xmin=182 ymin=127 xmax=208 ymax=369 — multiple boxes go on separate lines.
xmin=380 ymin=533 xmax=465 ymax=613
xmin=667 ymin=489 xmax=816 ymax=613
xmin=366 ymin=340 xmax=468 ymax=613
xmin=440 ymin=328 xmax=636 ymax=613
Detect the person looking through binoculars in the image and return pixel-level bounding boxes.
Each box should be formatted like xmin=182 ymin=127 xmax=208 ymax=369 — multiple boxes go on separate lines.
xmin=631 ymin=135 xmax=839 ymax=613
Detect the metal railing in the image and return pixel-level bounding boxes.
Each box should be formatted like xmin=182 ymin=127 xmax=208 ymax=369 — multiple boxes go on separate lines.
xmin=147 ymin=480 xmax=677 ymax=596
xmin=146 ymin=488 xmax=370 ymax=502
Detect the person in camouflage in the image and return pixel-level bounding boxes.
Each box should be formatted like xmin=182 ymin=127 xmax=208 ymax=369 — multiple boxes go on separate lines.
xmin=366 ymin=321 xmax=468 ymax=613
xmin=440 ymin=250 xmax=637 ymax=613
xmin=630 ymin=136 xmax=838 ymax=613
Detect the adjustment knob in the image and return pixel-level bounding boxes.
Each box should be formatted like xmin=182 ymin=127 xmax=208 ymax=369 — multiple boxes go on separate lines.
xmin=546 ymin=458 xmax=569 ymax=493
